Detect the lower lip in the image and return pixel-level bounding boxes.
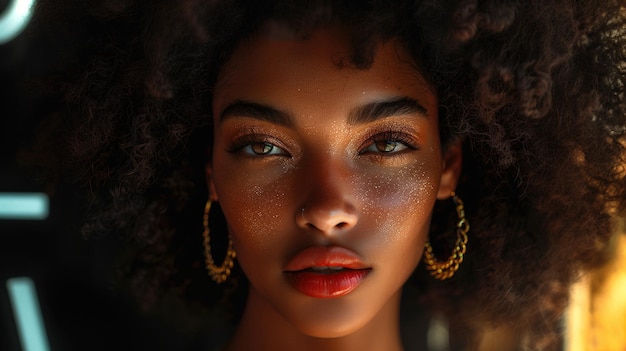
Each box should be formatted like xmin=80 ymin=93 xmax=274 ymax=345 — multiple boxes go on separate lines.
xmin=286 ymin=269 xmax=371 ymax=298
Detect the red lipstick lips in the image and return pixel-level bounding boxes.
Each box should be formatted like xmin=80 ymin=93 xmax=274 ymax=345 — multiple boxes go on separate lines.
xmin=285 ymin=246 xmax=371 ymax=298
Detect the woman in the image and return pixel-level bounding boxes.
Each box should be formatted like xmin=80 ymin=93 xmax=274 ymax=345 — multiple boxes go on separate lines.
xmin=30 ymin=0 xmax=626 ymax=350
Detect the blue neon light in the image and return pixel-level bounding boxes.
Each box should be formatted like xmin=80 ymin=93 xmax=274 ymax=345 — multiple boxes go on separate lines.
xmin=0 ymin=193 xmax=49 ymax=220
xmin=7 ymin=277 xmax=51 ymax=351
xmin=0 ymin=0 xmax=36 ymax=45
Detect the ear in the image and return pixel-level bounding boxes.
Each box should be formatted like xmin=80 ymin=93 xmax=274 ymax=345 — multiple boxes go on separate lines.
xmin=437 ymin=139 xmax=463 ymax=200
xmin=206 ymin=163 xmax=219 ymax=202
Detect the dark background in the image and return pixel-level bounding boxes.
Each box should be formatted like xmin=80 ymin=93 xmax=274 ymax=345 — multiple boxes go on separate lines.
xmin=0 ymin=1 xmax=213 ymax=349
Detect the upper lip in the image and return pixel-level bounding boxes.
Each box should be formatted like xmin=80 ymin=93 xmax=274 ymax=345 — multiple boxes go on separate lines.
xmin=284 ymin=246 xmax=369 ymax=272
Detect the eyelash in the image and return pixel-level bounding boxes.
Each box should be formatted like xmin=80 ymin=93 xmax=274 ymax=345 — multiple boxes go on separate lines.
xmin=359 ymin=129 xmax=420 ymax=156
xmin=227 ymin=133 xmax=290 ymax=157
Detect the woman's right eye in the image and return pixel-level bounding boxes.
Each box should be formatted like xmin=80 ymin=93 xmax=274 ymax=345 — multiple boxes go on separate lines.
xmin=227 ymin=133 xmax=290 ymax=157
xmin=243 ymin=142 xmax=286 ymax=156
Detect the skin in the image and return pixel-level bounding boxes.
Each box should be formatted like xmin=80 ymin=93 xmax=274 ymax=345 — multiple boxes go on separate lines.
xmin=208 ymin=24 xmax=462 ymax=351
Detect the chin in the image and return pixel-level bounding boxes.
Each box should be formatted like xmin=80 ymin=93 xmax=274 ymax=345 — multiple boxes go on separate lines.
xmin=294 ymin=318 xmax=369 ymax=339
xmin=281 ymin=295 xmax=384 ymax=339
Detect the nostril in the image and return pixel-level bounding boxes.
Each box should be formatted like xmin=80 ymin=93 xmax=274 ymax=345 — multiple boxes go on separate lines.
xmin=305 ymin=221 xmax=351 ymax=231
xmin=298 ymin=207 xmax=358 ymax=233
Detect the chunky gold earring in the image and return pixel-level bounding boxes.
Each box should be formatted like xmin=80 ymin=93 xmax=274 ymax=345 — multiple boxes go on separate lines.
xmin=423 ymin=192 xmax=469 ymax=280
xmin=203 ymin=200 xmax=237 ymax=284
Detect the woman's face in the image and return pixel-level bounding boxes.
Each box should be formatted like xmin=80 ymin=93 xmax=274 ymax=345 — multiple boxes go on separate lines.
xmin=209 ymin=26 xmax=460 ymax=337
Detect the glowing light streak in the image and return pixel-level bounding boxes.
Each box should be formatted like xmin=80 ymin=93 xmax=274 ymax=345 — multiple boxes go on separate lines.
xmin=7 ymin=277 xmax=51 ymax=351
xmin=0 ymin=0 xmax=36 ymax=45
xmin=0 ymin=193 xmax=49 ymax=220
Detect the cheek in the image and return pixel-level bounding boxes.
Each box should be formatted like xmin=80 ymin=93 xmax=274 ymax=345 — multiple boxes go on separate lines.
xmin=352 ymin=153 xmax=441 ymax=265
xmin=213 ymin=162 xmax=291 ymax=251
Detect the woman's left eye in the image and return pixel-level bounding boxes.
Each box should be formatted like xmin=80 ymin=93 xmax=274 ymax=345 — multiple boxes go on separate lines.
xmin=365 ymin=140 xmax=408 ymax=153
xmin=360 ymin=131 xmax=417 ymax=155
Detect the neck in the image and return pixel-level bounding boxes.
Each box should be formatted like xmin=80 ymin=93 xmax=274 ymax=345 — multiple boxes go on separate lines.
xmin=225 ymin=289 xmax=404 ymax=351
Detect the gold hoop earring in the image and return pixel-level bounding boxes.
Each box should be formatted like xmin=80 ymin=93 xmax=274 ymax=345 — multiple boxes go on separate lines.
xmin=203 ymin=200 xmax=237 ymax=284
xmin=423 ymin=192 xmax=469 ymax=280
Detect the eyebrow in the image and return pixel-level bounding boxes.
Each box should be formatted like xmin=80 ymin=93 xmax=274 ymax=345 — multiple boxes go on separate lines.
xmin=218 ymin=96 xmax=428 ymax=126
xmin=219 ymin=100 xmax=294 ymax=127
xmin=347 ymin=97 xmax=428 ymax=125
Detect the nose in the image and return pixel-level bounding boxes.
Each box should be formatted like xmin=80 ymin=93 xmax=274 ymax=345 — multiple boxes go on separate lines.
xmin=296 ymin=160 xmax=358 ymax=235
xmin=298 ymin=205 xmax=358 ymax=234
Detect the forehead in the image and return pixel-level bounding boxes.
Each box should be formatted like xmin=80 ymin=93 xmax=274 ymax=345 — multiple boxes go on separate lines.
xmin=213 ymin=25 xmax=436 ymax=117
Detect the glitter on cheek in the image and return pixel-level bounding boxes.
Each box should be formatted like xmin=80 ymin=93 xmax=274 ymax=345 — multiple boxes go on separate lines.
xmin=222 ymin=171 xmax=291 ymax=250
xmin=351 ymin=161 xmax=438 ymax=247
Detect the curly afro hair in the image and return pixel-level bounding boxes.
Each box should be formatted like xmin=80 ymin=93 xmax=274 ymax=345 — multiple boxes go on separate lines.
xmin=29 ymin=0 xmax=626 ymax=349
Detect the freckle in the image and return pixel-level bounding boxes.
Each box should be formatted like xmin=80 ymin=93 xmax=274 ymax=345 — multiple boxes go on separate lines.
xmin=281 ymin=160 xmax=298 ymax=174
xmin=240 ymin=185 xmax=289 ymax=248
